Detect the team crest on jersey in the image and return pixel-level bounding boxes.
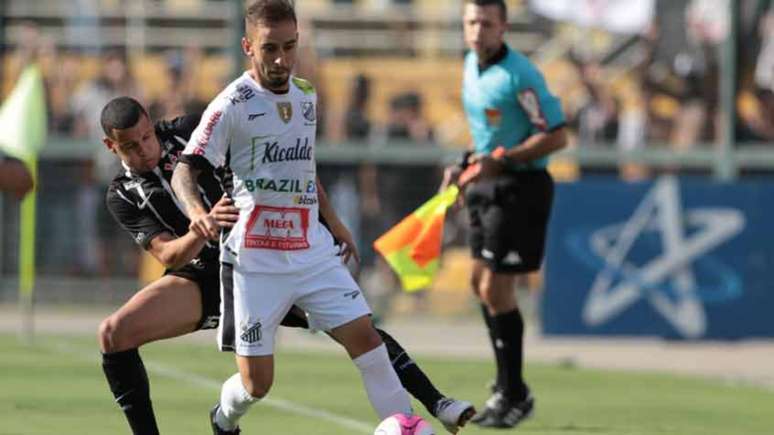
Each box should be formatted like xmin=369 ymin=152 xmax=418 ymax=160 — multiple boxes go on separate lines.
xmin=485 ymin=108 xmax=502 ymax=127
xmin=277 ymin=102 xmax=293 ymax=123
xmin=301 ymin=101 xmax=316 ymax=123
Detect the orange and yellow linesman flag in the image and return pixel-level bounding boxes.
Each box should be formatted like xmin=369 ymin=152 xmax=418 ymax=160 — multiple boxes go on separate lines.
xmin=373 ymin=185 xmax=460 ymax=292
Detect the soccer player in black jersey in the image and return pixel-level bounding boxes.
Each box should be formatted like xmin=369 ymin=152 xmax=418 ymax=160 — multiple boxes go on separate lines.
xmin=98 ymin=96 xmax=473 ymax=434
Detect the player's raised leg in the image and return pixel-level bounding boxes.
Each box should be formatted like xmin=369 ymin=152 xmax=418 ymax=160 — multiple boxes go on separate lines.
xmin=376 ymin=329 xmax=475 ymax=433
xmin=98 ymin=275 xmax=203 ymax=435
xmin=329 ymin=315 xmax=413 ymax=419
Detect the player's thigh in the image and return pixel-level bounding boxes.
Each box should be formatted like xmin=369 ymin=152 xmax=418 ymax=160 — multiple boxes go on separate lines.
xmin=294 ymin=264 xmax=375 ymax=357
xmin=235 ymin=354 xmax=274 ymax=398
xmin=102 ymin=275 xmax=202 ymax=350
xmin=221 ymin=264 xmax=292 ymax=356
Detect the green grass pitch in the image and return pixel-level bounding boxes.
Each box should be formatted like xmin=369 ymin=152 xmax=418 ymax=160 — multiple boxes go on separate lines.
xmin=0 ymin=333 xmax=771 ymax=435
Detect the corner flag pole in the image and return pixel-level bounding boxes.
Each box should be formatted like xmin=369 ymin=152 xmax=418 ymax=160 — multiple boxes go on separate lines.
xmin=0 ymin=65 xmax=47 ymax=344
xmin=18 ymin=158 xmax=37 ymax=343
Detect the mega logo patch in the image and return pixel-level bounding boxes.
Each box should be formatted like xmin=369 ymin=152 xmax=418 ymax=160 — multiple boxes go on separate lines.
xmin=244 ymin=205 xmax=310 ymax=250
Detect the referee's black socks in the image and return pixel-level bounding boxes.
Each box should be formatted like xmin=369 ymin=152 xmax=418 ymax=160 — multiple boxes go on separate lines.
xmin=481 ymin=304 xmax=507 ymax=393
xmin=102 ymin=348 xmax=160 ymax=435
xmin=376 ymin=328 xmax=445 ymax=415
xmin=491 ymin=309 xmax=528 ymax=401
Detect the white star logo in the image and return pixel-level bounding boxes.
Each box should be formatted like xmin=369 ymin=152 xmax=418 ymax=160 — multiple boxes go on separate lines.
xmin=582 ymin=177 xmax=745 ymax=338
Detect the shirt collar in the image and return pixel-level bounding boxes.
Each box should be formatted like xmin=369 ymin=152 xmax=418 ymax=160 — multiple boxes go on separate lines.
xmin=478 ymin=43 xmax=509 ymax=72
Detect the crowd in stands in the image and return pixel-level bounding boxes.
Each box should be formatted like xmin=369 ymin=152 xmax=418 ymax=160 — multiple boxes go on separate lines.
xmin=1 ymin=0 xmax=772 ymax=287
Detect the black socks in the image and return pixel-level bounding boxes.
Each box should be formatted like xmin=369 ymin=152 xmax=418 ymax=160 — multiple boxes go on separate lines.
xmin=483 ymin=306 xmax=528 ymax=401
xmin=102 ymin=348 xmax=159 ymax=435
xmin=377 ymin=328 xmax=445 ymax=414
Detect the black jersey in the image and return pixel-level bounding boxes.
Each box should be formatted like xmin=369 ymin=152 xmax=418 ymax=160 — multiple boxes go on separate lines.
xmin=105 ymin=114 xmax=226 ymax=272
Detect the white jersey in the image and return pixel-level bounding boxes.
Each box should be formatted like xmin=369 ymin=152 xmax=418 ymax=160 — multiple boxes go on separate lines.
xmin=183 ymin=72 xmax=338 ymax=273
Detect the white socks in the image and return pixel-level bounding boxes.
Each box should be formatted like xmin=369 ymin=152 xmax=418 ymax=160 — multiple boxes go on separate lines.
xmin=215 ymin=345 xmax=411 ymax=429
xmin=215 ymin=373 xmax=260 ymax=430
xmin=353 ymin=344 xmax=413 ymax=419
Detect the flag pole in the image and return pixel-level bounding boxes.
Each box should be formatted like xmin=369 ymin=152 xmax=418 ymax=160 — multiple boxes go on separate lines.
xmin=18 ymin=157 xmax=37 ymax=344
xmin=0 ymin=64 xmax=47 ymax=344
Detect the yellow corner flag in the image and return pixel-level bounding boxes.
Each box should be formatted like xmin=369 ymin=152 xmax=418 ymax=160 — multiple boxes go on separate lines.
xmin=374 ymin=186 xmax=460 ymax=292
xmin=0 ymin=65 xmax=48 ymax=342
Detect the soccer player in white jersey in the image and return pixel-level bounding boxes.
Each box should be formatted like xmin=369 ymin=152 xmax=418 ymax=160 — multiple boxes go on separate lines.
xmin=171 ymin=1 xmax=413 ymax=433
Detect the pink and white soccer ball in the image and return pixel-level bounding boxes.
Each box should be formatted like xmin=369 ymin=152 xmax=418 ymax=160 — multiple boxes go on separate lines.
xmin=373 ymin=413 xmax=435 ymax=435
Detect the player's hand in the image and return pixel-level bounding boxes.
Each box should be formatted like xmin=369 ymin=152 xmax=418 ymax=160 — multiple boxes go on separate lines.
xmin=331 ymin=224 xmax=360 ymax=265
xmin=209 ymin=195 xmax=239 ymax=229
xmin=439 ymin=165 xmax=462 ymax=192
xmin=468 ymin=154 xmax=503 ymax=182
xmin=189 ymin=208 xmax=220 ymax=241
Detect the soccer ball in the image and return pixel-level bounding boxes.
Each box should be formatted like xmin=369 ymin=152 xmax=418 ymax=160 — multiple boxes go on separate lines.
xmin=373 ymin=413 xmax=435 ymax=435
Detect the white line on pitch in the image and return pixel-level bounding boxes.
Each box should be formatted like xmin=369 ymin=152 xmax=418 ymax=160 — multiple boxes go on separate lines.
xmin=49 ymin=342 xmax=373 ymax=433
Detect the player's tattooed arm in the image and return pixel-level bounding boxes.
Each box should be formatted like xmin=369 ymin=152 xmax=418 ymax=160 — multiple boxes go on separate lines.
xmin=316 ymin=177 xmax=360 ymax=264
xmin=171 ymin=162 xmax=220 ymax=240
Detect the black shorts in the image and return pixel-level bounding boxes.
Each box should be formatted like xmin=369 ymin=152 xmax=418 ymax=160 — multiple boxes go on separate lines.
xmin=465 ymin=169 xmax=554 ymax=273
xmin=167 ymin=263 xmax=221 ymax=330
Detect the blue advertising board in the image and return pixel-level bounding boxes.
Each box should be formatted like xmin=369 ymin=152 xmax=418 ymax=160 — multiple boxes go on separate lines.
xmin=542 ymin=176 xmax=774 ymax=339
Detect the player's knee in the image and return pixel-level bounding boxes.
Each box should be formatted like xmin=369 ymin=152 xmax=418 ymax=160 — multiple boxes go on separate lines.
xmin=98 ymin=315 xmax=140 ymax=353
xmin=343 ymin=325 xmax=383 ymax=358
xmin=242 ymin=375 xmax=272 ymax=399
xmin=98 ymin=316 xmax=120 ymax=353
xmin=362 ymin=326 xmax=384 ymax=350
xmin=470 ymin=270 xmax=484 ymax=298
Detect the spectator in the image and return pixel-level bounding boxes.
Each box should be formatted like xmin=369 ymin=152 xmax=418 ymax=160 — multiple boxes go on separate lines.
xmin=567 ymin=58 xmax=620 ymax=146
xmin=738 ymin=87 xmax=774 ymax=141
xmin=753 ymin=6 xmax=774 ymax=92
xmin=149 ymin=48 xmax=207 ymax=120
xmin=344 ymin=74 xmax=373 ymax=140
xmin=385 ymin=92 xmax=434 ymax=143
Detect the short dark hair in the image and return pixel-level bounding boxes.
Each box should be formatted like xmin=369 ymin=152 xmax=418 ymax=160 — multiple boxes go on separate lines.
xmin=100 ymin=96 xmax=148 ymax=138
xmin=465 ymin=0 xmax=507 ymax=21
xmin=245 ymin=0 xmax=297 ymax=31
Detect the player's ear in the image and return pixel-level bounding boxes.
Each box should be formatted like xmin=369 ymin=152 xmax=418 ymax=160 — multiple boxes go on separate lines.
xmin=103 ymin=137 xmax=117 ymax=154
xmin=242 ymin=36 xmax=253 ymax=57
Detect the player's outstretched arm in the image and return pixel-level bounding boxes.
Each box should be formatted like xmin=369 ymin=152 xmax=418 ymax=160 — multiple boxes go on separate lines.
xmin=316 ymin=177 xmax=360 ymax=264
xmin=171 ymin=161 xmax=219 ymax=240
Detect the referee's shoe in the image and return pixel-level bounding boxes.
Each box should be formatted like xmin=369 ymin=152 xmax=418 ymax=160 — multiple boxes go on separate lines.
xmin=471 ymin=388 xmax=534 ymax=429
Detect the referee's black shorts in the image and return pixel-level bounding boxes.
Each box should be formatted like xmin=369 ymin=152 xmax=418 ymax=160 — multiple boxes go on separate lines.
xmin=167 ymin=263 xmax=221 ymax=330
xmin=465 ymin=169 xmax=554 ymax=274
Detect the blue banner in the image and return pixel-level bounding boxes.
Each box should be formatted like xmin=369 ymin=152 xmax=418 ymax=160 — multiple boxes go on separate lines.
xmin=542 ymin=176 xmax=774 ymax=339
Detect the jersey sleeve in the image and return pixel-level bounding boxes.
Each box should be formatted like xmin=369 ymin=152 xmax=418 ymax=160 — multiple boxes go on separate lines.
xmin=106 ymin=187 xmax=169 ymax=250
xmin=182 ymin=97 xmax=233 ymax=169
xmin=514 ymin=62 xmax=566 ymax=133
xmin=157 ymin=113 xmax=203 ymax=142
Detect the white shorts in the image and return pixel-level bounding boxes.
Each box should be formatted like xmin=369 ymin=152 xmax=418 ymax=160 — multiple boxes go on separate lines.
xmin=218 ymin=258 xmax=371 ymax=356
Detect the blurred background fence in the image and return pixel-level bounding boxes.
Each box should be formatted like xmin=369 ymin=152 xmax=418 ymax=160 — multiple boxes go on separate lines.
xmin=1 ymin=0 xmax=773 ymax=338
